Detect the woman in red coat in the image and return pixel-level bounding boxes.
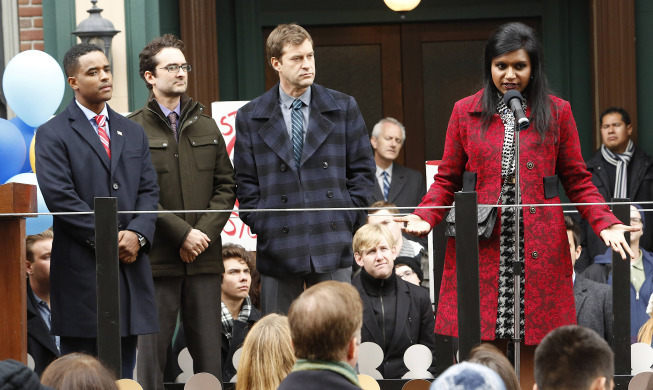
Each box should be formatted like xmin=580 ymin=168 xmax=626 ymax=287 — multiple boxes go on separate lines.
xmin=397 ymin=22 xmax=636 ymax=347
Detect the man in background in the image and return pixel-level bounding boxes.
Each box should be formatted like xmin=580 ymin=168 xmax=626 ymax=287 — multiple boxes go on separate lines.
xmin=25 ymin=230 xmax=60 ymax=375
xmin=566 ymin=216 xmax=612 ymax=342
xmin=369 ymin=117 xmax=425 ymax=213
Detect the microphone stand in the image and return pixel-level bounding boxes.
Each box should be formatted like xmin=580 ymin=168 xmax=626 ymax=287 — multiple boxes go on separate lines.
xmin=512 ymin=117 xmax=525 ymax=379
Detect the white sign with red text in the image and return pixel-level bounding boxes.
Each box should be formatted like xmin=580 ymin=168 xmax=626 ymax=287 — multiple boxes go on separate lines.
xmin=212 ymin=101 xmax=256 ymax=251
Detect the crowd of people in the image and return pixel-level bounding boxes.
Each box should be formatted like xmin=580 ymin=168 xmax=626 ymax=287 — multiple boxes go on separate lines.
xmin=8 ymin=17 xmax=653 ymax=390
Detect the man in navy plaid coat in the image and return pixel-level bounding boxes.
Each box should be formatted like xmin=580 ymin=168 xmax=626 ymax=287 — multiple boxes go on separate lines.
xmin=234 ymin=23 xmax=375 ymax=314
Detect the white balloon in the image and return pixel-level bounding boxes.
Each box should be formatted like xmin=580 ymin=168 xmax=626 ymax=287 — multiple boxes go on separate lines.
xmin=3 ymin=50 xmax=65 ymax=127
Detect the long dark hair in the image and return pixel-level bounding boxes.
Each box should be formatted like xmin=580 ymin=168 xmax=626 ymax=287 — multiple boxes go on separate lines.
xmin=481 ymin=22 xmax=552 ymax=140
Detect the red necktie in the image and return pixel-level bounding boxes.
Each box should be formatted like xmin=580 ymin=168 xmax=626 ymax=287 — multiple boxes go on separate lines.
xmin=94 ymin=115 xmax=111 ymax=158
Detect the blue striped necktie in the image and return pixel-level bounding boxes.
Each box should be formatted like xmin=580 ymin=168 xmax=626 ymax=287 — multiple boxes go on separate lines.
xmin=291 ymin=99 xmax=304 ymax=168
xmin=382 ymin=171 xmax=390 ymax=201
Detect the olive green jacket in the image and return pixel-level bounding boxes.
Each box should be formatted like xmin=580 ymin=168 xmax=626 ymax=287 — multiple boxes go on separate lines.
xmin=128 ymin=94 xmax=235 ymax=276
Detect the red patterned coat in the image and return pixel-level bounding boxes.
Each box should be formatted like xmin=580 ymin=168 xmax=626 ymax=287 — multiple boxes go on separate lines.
xmin=414 ymin=90 xmax=620 ymax=344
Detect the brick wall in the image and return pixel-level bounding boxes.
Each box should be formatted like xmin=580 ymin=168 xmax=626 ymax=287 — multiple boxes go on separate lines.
xmin=18 ymin=0 xmax=43 ymax=51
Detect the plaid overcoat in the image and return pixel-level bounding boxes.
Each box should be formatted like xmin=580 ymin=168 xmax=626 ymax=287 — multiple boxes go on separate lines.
xmin=234 ymin=83 xmax=375 ymax=277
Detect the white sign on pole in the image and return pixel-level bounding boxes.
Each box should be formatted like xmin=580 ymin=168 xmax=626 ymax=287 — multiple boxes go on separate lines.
xmin=212 ymin=101 xmax=257 ymax=251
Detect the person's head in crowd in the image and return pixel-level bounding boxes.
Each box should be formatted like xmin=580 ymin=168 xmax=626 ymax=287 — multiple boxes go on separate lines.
xmin=353 ymin=223 xmax=397 ymax=280
xmin=370 ymin=118 xmax=406 ymax=167
xmin=367 ymin=201 xmax=404 ymax=247
xmin=467 ymin=344 xmax=520 ymax=390
xmin=221 ymin=243 xmax=253 ymax=307
xmin=599 ymin=107 xmax=632 ymax=154
xmin=0 ymin=359 xmax=53 ymax=390
xmin=482 ymin=22 xmax=551 ymax=140
xmin=26 ymin=230 xmax=54 ymax=300
xmin=534 ymin=325 xmax=614 ymax=390
xmin=394 ymin=257 xmax=423 ymax=286
xmin=431 ymin=361 xmax=506 ymax=390
xmin=40 ymin=353 xmax=118 ymax=390
xmin=266 ymin=24 xmax=315 ymax=96
xmin=235 ymin=314 xmax=295 ymax=390
xmin=138 ymin=34 xmax=189 ymax=95
xmin=564 ymin=216 xmax=582 ymax=269
xmin=62 ymin=43 xmax=112 ymax=113
xmin=288 ymin=281 xmax=363 ymax=368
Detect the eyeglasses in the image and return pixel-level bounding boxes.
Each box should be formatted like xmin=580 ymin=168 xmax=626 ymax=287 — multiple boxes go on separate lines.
xmin=631 ymin=217 xmax=643 ymax=225
xmin=158 ymin=64 xmax=191 ymax=73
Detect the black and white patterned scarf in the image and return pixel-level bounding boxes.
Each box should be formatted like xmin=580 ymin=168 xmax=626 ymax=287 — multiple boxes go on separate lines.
xmin=495 ymin=96 xmax=527 ymax=340
xmin=221 ymin=296 xmax=252 ymax=340
xmin=601 ymin=140 xmax=634 ymax=198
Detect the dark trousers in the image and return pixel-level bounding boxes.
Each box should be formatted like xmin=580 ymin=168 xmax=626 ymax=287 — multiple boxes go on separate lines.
xmin=260 ymin=266 xmax=352 ymax=315
xmin=60 ymin=335 xmax=137 ymax=379
xmin=137 ymin=274 xmax=221 ymax=390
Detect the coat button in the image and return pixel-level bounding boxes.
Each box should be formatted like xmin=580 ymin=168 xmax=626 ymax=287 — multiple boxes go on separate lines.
xmin=281 ymin=195 xmax=288 ymax=203
xmin=282 ymin=226 xmax=289 ymax=233
xmin=174 ymin=153 xmax=179 ymax=158
xmin=199 ymin=107 xmax=203 ymax=111
xmin=529 ymin=206 xmax=536 ymax=214
xmin=192 ymin=141 xmax=196 ymax=145
xmin=194 ymin=116 xmax=198 ymax=120
xmin=162 ymin=142 xmax=168 ymax=147
xmin=322 ymin=162 xmax=329 ymax=169
xmin=531 ymin=251 xmax=538 ymax=259
xmin=112 ymin=183 xmax=119 ymax=190
xmin=331 ymin=222 xmax=337 ymax=230
xmin=326 ymin=191 xmax=333 ymax=198
xmin=280 ymin=164 xmax=287 ymax=172
xmin=526 ymin=161 xmax=534 ymax=169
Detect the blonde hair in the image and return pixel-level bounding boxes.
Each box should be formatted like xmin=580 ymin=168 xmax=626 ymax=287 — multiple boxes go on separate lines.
xmin=467 ymin=344 xmax=521 ymax=390
xmin=352 ymin=223 xmax=395 ymax=255
xmin=41 ymin=353 xmax=118 ymax=390
xmin=236 ymin=314 xmax=295 ymax=390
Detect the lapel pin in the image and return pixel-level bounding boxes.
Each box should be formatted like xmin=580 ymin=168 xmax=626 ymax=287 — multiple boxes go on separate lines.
xmin=117 ymin=130 xmax=123 ymax=136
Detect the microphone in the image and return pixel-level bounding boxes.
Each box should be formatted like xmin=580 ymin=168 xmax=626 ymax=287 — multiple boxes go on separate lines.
xmin=503 ymin=90 xmax=530 ymax=131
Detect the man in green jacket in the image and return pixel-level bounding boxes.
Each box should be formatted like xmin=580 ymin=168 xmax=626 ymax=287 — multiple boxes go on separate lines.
xmin=128 ymin=34 xmax=235 ymax=390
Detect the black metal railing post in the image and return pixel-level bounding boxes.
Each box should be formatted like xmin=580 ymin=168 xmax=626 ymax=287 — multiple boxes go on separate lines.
xmin=455 ymin=191 xmax=482 ymax=360
xmin=612 ymin=199 xmax=632 ymax=388
xmin=94 ymin=197 xmax=121 ymax=376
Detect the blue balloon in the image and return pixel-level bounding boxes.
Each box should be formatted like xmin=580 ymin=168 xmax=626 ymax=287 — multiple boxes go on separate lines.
xmin=3 ymin=50 xmax=65 ymax=127
xmin=0 ymin=118 xmax=27 ymax=183
xmin=5 ymin=172 xmax=52 ymax=235
xmin=10 ymin=116 xmax=36 ymax=173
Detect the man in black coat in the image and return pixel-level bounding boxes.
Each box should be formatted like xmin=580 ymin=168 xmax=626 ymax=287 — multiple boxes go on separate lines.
xmin=35 ymin=43 xmax=159 ymax=379
xmin=578 ymin=107 xmax=653 ymax=272
xmin=351 ymin=223 xmax=436 ymax=379
xmin=278 ymin=281 xmax=363 ymax=390
xmin=25 ymin=231 xmax=60 ymax=375
xmin=566 ymin=216 xmax=612 ymax=343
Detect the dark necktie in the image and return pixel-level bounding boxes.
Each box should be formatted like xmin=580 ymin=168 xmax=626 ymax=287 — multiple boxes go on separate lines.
xmin=382 ymin=171 xmax=390 ymax=201
xmin=168 ymin=112 xmax=178 ymax=142
xmin=291 ymin=99 xmax=304 ymax=168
